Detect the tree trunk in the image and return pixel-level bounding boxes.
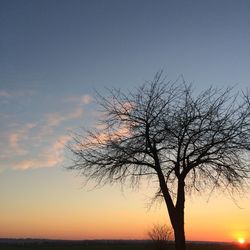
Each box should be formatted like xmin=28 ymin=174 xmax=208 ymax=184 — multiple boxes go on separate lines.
xmin=173 ymin=210 xmax=186 ymax=250
xmin=157 ymin=169 xmax=186 ymax=250
xmin=173 ymin=179 xmax=186 ymax=250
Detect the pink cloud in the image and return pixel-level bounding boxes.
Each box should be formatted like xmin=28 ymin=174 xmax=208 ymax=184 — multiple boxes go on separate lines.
xmin=13 ymin=135 xmax=71 ymax=170
xmin=8 ymin=123 xmax=36 ymax=155
xmin=2 ymin=98 xmax=89 ymax=172
xmin=0 ymin=90 xmax=10 ymax=98
xmin=46 ymin=113 xmax=66 ymax=127
xmin=64 ymin=94 xmax=93 ymax=105
xmin=75 ymin=125 xmax=130 ymax=151
xmin=14 ymin=160 xmax=35 ymax=170
xmin=81 ymin=95 xmax=93 ymax=104
xmin=9 ymin=133 xmax=19 ymax=149
xmin=46 ymin=107 xmax=84 ymax=128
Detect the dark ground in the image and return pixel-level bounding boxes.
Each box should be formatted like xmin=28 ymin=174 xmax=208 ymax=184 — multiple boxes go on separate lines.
xmin=0 ymin=240 xmax=249 ymax=250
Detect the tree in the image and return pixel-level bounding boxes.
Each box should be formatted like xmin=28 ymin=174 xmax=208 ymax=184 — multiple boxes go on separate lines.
xmin=68 ymin=72 xmax=250 ymax=250
xmin=148 ymin=224 xmax=173 ymax=250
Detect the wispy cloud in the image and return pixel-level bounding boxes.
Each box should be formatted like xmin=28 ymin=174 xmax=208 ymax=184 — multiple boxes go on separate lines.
xmin=8 ymin=123 xmax=36 ymax=155
xmin=3 ymin=106 xmax=85 ymax=171
xmin=64 ymin=94 xmax=93 ymax=105
xmin=13 ymin=135 xmax=71 ymax=170
xmin=81 ymin=95 xmax=93 ymax=104
xmin=74 ymin=125 xmax=130 ymax=152
xmin=0 ymin=90 xmax=11 ymax=98
xmin=1 ymin=92 xmax=93 ymax=172
xmin=0 ymin=89 xmax=35 ymax=98
xmin=0 ymin=89 xmax=36 ymax=105
xmin=9 ymin=133 xmax=24 ymax=154
xmin=46 ymin=107 xmax=84 ymax=128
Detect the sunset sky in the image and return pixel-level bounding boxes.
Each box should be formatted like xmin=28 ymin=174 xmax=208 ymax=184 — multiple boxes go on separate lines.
xmin=1 ymin=0 xmax=250 ymax=243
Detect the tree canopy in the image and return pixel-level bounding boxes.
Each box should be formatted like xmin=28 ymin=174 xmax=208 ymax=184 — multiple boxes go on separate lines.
xmin=68 ymin=72 xmax=250 ymax=250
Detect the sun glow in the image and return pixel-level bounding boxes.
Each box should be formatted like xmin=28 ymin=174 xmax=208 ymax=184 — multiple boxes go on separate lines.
xmin=238 ymin=238 xmax=245 ymax=245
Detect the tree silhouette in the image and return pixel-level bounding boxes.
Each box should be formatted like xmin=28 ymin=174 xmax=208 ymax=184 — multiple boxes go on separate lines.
xmin=68 ymin=72 xmax=250 ymax=250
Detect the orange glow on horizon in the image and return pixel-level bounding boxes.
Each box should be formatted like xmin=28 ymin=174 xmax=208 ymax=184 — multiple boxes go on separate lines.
xmin=1 ymin=173 xmax=250 ymax=242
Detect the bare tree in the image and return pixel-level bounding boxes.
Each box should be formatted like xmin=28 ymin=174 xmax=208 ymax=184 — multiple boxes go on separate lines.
xmin=148 ymin=224 xmax=173 ymax=250
xmin=68 ymin=72 xmax=250 ymax=250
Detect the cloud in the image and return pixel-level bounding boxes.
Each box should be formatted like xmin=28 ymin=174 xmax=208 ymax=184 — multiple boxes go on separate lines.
xmin=13 ymin=135 xmax=71 ymax=170
xmin=2 ymin=97 xmax=89 ymax=172
xmin=46 ymin=113 xmax=67 ymax=127
xmin=0 ymin=89 xmax=35 ymax=98
xmin=9 ymin=133 xmax=19 ymax=148
xmin=74 ymin=125 xmax=130 ymax=152
xmin=0 ymin=89 xmax=36 ymax=105
xmin=46 ymin=107 xmax=84 ymax=128
xmin=0 ymin=90 xmax=10 ymax=98
xmin=64 ymin=94 xmax=93 ymax=105
xmin=13 ymin=160 xmax=36 ymax=170
xmin=8 ymin=123 xmax=36 ymax=155
xmin=35 ymin=106 xmax=85 ymax=140
xmin=4 ymin=106 xmax=81 ymax=171
xmin=81 ymin=95 xmax=93 ymax=104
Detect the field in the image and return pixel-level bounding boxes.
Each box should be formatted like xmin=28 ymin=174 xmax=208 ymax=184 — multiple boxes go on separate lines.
xmin=0 ymin=241 xmax=249 ymax=250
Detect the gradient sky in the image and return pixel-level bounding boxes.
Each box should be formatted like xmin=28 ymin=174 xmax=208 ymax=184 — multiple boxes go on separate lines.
xmin=1 ymin=0 xmax=250 ymax=242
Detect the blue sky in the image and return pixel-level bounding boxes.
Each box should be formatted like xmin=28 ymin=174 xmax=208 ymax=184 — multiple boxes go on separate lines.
xmin=0 ymin=0 xmax=250 ymax=240
xmin=1 ymin=0 xmax=249 ymax=172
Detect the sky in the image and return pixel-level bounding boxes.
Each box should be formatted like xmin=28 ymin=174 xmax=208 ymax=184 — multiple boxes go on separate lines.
xmin=0 ymin=0 xmax=250 ymax=242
